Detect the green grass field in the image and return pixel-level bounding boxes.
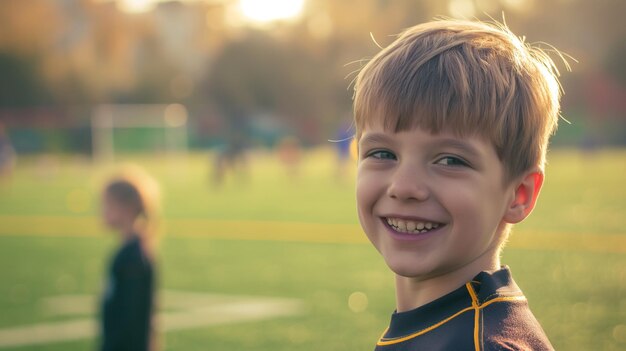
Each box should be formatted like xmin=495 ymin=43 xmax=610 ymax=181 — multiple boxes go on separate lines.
xmin=0 ymin=148 xmax=624 ymax=350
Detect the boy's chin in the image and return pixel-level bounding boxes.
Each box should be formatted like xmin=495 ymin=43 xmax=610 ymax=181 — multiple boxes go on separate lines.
xmin=389 ymin=267 xmax=433 ymax=279
xmin=383 ymin=254 xmax=438 ymax=279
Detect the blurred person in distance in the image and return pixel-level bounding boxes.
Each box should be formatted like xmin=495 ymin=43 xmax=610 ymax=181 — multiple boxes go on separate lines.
xmin=100 ymin=170 xmax=161 ymax=351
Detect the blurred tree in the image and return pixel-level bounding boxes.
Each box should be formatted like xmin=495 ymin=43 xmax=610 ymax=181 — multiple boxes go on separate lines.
xmin=205 ymin=31 xmax=330 ymax=130
xmin=0 ymin=52 xmax=50 ymax=107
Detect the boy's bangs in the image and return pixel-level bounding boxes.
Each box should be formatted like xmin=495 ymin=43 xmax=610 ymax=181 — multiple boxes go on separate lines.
xmin=354 ymin=19 xmax=564 ymax=184
xmin=356 ymin=49 xmax=504 ymax=145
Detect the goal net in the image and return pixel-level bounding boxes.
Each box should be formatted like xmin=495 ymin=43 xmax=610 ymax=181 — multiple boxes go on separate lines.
xmin=91 ymin=104 xmax=188 ymax=163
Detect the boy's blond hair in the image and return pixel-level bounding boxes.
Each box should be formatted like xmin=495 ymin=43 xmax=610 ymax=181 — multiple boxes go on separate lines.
xmin=353 ymin=19 xmax=565 ymax=182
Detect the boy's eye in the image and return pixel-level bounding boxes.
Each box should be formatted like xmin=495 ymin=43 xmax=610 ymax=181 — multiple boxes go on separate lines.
xmin=366 ymin=150 xmax=397 ymax=160
xmin=435 ymin=156 xmax=468 ymax=167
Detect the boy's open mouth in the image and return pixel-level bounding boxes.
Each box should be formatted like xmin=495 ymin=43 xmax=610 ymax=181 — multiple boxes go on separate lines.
xmin=383 ymin=217 xmax=444 ymax=235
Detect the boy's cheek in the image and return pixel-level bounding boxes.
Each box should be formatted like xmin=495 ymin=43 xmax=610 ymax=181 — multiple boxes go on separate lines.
xmin=355 ymin=177 xmax=375 ymax=214
xmin=355 ymin=178 xmax=381 ymax=242
xmin=355 ymin=201 xmax=382 ymax=253
xmin=355 ymin=189 xmax=369 ymax=226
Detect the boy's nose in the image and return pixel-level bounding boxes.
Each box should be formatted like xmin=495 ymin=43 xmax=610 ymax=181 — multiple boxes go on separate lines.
xmin=386 ymin=165 xmax=430 ymax=202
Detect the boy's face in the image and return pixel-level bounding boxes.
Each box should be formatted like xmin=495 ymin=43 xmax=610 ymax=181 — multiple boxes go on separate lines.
xmin=356 ymin=121 xmax=517 ymax=279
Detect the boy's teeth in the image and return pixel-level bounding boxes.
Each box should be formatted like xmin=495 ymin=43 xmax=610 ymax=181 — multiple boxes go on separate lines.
xmin=406 ymin=221 xmax=416 ymax=231
xmin=386 ymin=217 xmax=441 ymax=234
xmin=398 ymin=221 xmax=407 ymax=230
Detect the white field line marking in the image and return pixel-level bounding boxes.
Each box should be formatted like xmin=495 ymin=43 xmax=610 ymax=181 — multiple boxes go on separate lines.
xmin=0 ymin=290 xmax=304 ymax=348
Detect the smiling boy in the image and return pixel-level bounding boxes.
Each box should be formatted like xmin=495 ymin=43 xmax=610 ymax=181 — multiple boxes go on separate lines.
xmin=353 ymin=20 xmax=563 ymax=350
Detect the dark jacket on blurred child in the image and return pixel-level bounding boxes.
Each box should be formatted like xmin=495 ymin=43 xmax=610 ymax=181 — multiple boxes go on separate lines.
xmin=101 ymin=235 xmax=155 ymax=351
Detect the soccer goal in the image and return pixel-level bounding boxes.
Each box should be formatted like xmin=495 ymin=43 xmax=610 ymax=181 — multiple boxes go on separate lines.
xmin=91 ymin=104 xmax=188 ymax=163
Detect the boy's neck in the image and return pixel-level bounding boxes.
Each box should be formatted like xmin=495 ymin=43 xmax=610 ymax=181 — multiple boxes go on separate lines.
xmin=394 ymin=254 xmax=500 ymax=313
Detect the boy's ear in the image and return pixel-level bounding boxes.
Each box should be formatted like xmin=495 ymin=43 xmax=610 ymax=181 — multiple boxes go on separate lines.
xmin=503 ymin=170 xmax=544 ymax=224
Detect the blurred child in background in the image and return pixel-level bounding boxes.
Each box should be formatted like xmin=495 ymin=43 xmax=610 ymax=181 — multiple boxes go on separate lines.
xmin=100 ymin=171 xmax=160 ymax=351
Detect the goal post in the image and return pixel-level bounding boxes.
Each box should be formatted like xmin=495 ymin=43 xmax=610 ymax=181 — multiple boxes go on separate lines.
xmin=91 ymin=104 xmax=189 ymax=163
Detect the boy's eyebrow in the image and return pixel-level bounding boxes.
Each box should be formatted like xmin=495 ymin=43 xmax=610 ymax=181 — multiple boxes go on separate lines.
xmin=358 ymin=132 xmax=394 ymax=146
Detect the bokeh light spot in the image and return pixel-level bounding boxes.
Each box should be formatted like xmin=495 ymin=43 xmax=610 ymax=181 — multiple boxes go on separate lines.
xmin=164 ymin=104 xmax=188 ymax=127
xmin=348 ymin=291 xmax=368 ymax=313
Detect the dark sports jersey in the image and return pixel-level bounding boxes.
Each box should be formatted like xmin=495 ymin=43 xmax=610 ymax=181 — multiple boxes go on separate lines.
xmin=101 ymin=236 xmax=155 ymax=351
xmin=374 ymin=267 xmax=553 ymax=351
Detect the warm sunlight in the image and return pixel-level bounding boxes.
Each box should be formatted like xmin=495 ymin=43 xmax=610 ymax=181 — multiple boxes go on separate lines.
xmin=117 ymin=0 xmax=156 ymax=13
xmin=238 ymin=0 xmax=306 ymax=24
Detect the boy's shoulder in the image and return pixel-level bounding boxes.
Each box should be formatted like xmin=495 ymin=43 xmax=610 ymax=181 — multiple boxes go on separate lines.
xmin=374 ymin=267 xmax=553 ymax=351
